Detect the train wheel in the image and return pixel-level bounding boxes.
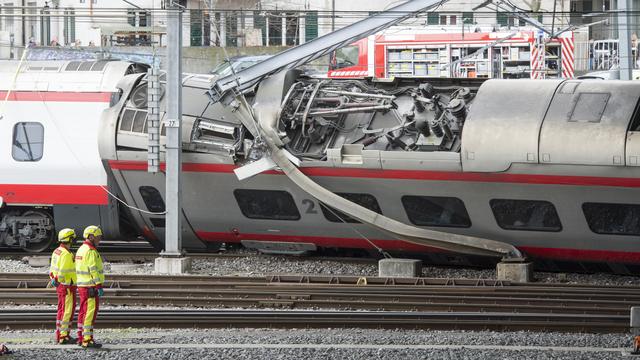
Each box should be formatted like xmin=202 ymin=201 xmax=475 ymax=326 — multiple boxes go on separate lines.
xmin=21 ymin=210 xmax=56 ymax=253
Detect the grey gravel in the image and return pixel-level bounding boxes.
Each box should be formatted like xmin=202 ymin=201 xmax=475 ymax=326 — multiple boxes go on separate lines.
xmin=3 ymin=248 xmax=640 ymax=286
xmin=0 ymin=328 xmax=632 ymax=360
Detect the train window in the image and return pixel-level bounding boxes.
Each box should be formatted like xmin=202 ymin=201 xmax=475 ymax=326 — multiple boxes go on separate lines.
xmin=139 ymin=186 xmax=165 ymax=213
xmin=402 ymin=196 xmax=471 ymax=228
xmin=234 ymin=189 xmax=300 ymax=221
xmin=150 ymin=218 xmax=165 ymax=228
xmin=132 ymin=111 xmax=147 ymax=133
xmin=12 ymin=122 xmax=44 ymax=162
xmin=320 ymin=193 xmax=382 ymax=223
xmin=569 ymin=93 xmax=609 ymax=123
xmin=582 ymin=203 xmax=640 ymax=235
xmin=119 ymin=109 xmax=136 ymax=131
xmin=65 ymin=61 xmax=81 ymax=71
xmin=78 ymin=61 xmax=94 ymax=71
xmin=91 ymin=60 xmax=109 ymax=71
xmin=490 ymin=199 xmax=562 ymax=232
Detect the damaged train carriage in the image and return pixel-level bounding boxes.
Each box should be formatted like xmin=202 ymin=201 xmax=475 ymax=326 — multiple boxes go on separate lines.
xmin=100 ymin=68 xmax=640 ymax=272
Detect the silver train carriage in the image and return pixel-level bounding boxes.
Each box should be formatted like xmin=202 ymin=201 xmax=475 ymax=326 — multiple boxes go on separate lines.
xmin=100 ymin=70 xmax=640 ymax=273
xmin=0 ymin=60 xmax=148 ymax=251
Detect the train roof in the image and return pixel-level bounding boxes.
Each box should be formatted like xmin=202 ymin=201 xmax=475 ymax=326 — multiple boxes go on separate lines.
xmin=0 ymin=60 xmax=148 ymax=92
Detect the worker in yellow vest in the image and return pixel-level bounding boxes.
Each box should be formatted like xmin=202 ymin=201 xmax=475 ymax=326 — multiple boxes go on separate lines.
xmin=75 ymin=225 xmax=104 ymax=349
xmin=49 ymin=228 xmax=77 ymax=345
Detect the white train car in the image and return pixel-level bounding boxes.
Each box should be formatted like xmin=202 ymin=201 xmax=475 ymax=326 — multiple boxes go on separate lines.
xmin=0 ymin=60 xmax=148 ymax=251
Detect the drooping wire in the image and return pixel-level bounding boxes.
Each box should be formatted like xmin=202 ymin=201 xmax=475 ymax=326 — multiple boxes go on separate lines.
xmin=319 ymin=201 xmax=392 ymax=259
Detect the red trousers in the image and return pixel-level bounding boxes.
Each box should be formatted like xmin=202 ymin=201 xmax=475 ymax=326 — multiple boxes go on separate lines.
xmin=55 ymin=285 xmax=76 ymax=341
xmin=77 ymin=287 xmax=100 ymax=343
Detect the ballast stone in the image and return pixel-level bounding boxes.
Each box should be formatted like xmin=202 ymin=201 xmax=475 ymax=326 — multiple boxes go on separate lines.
xmin=496 ymin=262 xmax=533 ymax=283
xmin=378 ymin=258 xmax=422 ymax=278
xmin=154 ymin=256 xmax=192 ymax=275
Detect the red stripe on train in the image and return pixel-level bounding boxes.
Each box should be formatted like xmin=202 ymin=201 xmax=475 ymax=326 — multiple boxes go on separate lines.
xmin=195 ymin=231 xmax=440 ymax=252
xmin=0 ymin=184 xmax=108 ymax=205
xmin=196 ymin=230 xmax=640 ymax=263
xmin=109 ymin=160 xmax=640 ymax=188
xmin=0 ymin=91 xmax=112 ymax=102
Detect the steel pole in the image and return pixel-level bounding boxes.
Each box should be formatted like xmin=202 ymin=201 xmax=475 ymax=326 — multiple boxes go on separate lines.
xmin=164 ymin=4 xmax=182 ymax=256
xmin=618 ymin=0 xmax=633 ymax=80
xmin=332 ymin=0 xmax=335 ymax=31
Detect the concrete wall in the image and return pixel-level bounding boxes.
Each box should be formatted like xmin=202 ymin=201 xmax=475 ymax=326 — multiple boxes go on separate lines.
xmin=112 ymin=45 xmax=289 ymax=73
xmin=20 ymin=45 xmax=292 ymax=73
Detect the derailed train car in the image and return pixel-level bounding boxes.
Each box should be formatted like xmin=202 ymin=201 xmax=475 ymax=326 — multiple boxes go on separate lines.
xmin=100 ymin=68 xmax=640 ymax=272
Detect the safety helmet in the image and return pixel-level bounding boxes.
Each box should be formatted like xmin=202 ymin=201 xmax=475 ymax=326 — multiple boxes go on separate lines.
xmin=57 ymin=228 xmax=76 ymax=243
xmin=83 ymin=225 xmax=103 ymax=239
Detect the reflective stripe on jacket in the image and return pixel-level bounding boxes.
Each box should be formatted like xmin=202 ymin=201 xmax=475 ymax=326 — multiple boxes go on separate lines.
xmin=49 ymin=246 xmax=76 ymax=285
xmin=75 ymin=241 xmax=104 ymax=287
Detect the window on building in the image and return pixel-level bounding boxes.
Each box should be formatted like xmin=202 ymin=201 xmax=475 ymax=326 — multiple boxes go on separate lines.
xmin=267 ymin=11 xmax=282 ymax=46
xmin=462 ymin=12 xmax=473 ymax=25
xmin=402 ymin=196 xmax=471 ymax=228
xmin=253 ymin=11 xmax=266 ymax=46
xmin=40 ymin=6 xmax=50 ymax=45
xmin=139 ymin=186 xmax=165 ymax=213
xmin=320 ymin=193 xmax=382 ymax=223
xmin=139 ymin=11 xmax=150 ymax=45
xmin=234 ymin=189 xmax=300 ymax=220
xmin=583 ymin=203 xmax=640 ymax=235
xmin=305 ymin=11 xmax=318 ymax=42
xmin=5 ymin=3 xmax=13 ymax=33
xmin=225 ymin=11 xmax=238 ymax=47
xmin=26 ymin=1 xmax=36 ymax=43
xmin=190 ymin=9 xmax=203 ymax=46
xmin=12 ymin=122 xmax=44 ymax=161
xmin=497 ymin=12 xmax=508 ymax=27
xmin=490 ymin=199 xmax=562 ymax=232
xmin=63 ymin=9 xmax=75 ymax=45
xmin=203 ymin=10 xmax=211 ymax=46
xmin=449 ymin=15 xmax=457 ymax=25
xmin=427 ymin=12 xmax=439 ymax=25
xmin=127 ymin=9 xmax=136 ymax=26
xmin=284 ymin=13 xmax=298 ymax=46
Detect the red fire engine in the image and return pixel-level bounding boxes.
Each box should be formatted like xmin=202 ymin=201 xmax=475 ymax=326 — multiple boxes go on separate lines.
xmin=328 ymin=30 xmax=574 ymax=80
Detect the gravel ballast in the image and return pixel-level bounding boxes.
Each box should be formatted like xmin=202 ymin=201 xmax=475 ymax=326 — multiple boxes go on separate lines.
xmin=0 ymin=328 xmax=633 ymax=360
xmin=2 ymin=249 xmax=639 ymax=286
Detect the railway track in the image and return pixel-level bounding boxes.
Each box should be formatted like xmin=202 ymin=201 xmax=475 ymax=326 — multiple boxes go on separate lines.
xmin=0 ymin=273 xmax=636 ymax=332
xmin=0 ymin=251 xmax=379 ymax=264
xmin=0 ymin=309 xmax=625 ymax=332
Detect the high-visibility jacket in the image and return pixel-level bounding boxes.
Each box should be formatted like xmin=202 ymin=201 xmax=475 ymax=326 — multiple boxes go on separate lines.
xmin=49 ymin=246 xmax=76 ymax=286
xmin=75 ymin=241 xmax=104 ymax=287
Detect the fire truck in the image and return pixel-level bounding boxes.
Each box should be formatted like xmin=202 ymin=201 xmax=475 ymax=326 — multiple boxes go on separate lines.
xmin=328 ymin=30 xmax=575 ymax=80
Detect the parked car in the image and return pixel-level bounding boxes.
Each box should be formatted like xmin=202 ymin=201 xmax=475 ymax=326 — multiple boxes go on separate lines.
xmin=577 ymin=69 xmax=640 ymax=80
